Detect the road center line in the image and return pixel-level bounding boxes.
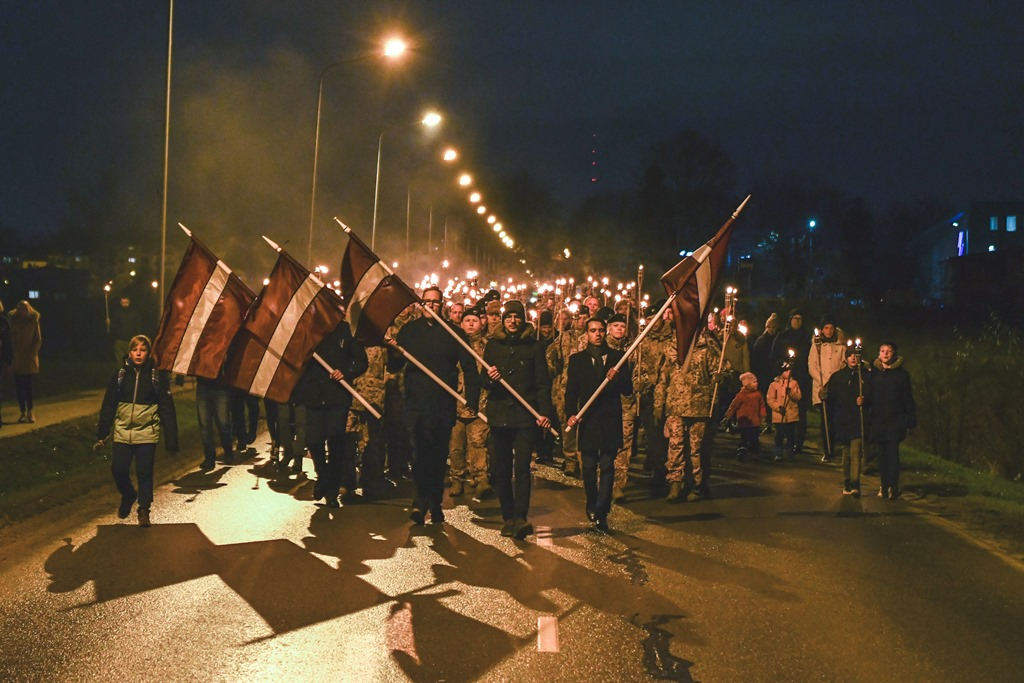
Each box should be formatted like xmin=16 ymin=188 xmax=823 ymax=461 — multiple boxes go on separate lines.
xmin=537 ymin=615 xmax=560 ymax=652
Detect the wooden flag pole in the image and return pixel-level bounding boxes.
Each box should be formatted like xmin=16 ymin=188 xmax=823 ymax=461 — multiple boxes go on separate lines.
xmin=567 ymin=289 xmax=679 ymax=431
xmin=259 ymin=234 xmax=381 ymax=418
xmin=419 ymin=302 xmax=556 ymax=437
xmin=389 ymin=341 xmax=488 ymax=423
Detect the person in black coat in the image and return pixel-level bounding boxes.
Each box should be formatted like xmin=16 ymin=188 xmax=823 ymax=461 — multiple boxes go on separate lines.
xmin=483 ymin=300 xmax=552 ymax=539
xmin=0 ymin=299 xmax=10 ymax=430
xmin=565 ymin=317 xmax=633 ymax=532
xmin=291 ymin=320 xmax=368 ymax=508
xmin=387 ymin=287 xmax=481 ymax=525
xmin=822 ymin=346 xmax=872 ymax=496
xmin=868 ymin=341 xmax=916 ymax=500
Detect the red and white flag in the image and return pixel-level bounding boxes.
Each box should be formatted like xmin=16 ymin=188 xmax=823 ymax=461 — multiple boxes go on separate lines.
xmin=660 ymin=196 xmax=749 ymax=366
xmin=339 ymin=227 xmax=419 ymax=346
xmin=153 ymin=235 xmax=255 ymax=379
xmin=222 ymin=247 xmax=345 ymax=402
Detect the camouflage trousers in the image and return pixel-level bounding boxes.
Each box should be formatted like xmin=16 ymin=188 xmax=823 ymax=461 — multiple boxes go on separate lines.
xmin=613 ymin=415 xmax=635 ymax=490
xmin=664 ymin=416 xmax=708 ymax=486
xmin=345 ymin=409 xmax=385 ymax=486
xmin=449 ymin=417 xmax=490 ymax=484
xmin=638 ymin=392 xmax=668 ymax=478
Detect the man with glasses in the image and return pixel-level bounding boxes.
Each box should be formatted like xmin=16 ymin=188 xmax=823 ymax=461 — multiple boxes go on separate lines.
xmin=388 ymin=286 xmax=480 ymax=525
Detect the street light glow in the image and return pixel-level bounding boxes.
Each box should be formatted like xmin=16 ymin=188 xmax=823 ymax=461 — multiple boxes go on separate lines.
xmin=459 ymin=174 xmax=472 ymax=187
xmin=487 ymin=215 xmax=496 ymax=224
xmin=469 ymin=192 xmax=481 ymax=203
xmin=383 ymin=37 xmax=407 ymax=59
xmin=476 ymin=206 xmax=486 ymax=214
xmin=421 ymin=111 xmax=442 ymax=127
xmin=443 ymin=148 xmax=458 ymax=162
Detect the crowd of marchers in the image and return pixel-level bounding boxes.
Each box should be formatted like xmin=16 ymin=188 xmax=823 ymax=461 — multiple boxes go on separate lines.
xmin=87 ymin=285 xmax=916 ymax=535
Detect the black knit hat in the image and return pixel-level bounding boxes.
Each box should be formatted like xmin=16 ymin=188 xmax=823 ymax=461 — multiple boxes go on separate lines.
xmin=502 ymin=299 xmax=526 ymax=320
xmin=539 ymin=310 xmax=553 ymax=326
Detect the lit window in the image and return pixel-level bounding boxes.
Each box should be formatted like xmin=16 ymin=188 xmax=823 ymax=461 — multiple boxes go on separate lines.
xmin=957 ymin=231 xmax=965 ymax=256
xmin=1008 ymin=216 xmax=1017 ymax=232
xmin=990 ymin=216 xmax=999 ymax=231
xmin=28 ymin=290 xmax=40 ymax=299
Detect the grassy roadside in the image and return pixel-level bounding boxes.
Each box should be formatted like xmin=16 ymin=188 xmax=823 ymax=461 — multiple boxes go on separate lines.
xmin=0 ymin=395 xmax=205 ymax=525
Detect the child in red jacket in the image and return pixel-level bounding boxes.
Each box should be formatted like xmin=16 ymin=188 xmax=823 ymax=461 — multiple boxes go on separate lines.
xmin=725 ymin=372 xmax=767 ymax=461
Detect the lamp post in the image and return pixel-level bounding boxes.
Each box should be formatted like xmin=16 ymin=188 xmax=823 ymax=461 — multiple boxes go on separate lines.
xmin=371 ymin=111 xmax=442 ymax=252
xmin=307 ymin=37 xmax=408 ymax=264
xmin=158 ymin=0 xmax=174 ymax=316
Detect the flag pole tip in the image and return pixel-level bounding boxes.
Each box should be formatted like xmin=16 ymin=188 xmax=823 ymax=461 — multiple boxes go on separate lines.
xmin=262 ymin=235 xmax=282 ymax=252
xmin=177 ymin=223 xmax=192 ymax=237
xmin=333 ymin=217 xmax=352 ymax=232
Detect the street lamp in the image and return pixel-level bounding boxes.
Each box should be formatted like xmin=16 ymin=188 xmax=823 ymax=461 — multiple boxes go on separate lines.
xmin=307 ymin=37 xmax=408 ymax=264
xmin=372 ymin=110 xmax=442 ymax=251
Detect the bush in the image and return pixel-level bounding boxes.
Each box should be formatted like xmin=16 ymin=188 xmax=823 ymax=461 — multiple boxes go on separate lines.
xmin=913 ymin=317 xmax=1024 ymax=480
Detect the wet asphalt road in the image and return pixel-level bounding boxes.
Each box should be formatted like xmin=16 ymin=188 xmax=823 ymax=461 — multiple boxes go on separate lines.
xmin=1 ymin=433 xmax=1022 ymax=682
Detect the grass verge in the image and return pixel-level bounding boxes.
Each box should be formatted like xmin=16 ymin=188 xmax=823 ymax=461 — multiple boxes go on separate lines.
xmin=0 ymin=395 xmax=204 ymax=525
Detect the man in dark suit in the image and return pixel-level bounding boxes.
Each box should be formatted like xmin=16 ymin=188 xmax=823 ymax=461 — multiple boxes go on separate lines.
xmin=565 ymin=317 xmax=633 ymax=532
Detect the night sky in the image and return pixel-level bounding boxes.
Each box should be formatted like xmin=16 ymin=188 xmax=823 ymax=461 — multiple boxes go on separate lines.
xmin=3 ymin=1 xmax=1022 ymax=270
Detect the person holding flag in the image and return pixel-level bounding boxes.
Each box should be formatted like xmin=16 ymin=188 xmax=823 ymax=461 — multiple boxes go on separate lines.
xmin=388 ymin=286 xmax=481 ymax=525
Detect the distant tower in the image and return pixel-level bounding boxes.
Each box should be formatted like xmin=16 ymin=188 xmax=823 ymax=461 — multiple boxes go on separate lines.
xmin=590 ymin=133 xmax=599 ymax=184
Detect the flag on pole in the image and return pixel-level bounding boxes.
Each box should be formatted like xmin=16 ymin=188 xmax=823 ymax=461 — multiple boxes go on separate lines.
xmin=152 ymin=231 xmax=256 ymax=379
xmin=222 ymin=247 xmax=345 ymax=402
xmin=660 ymin=196 xmax=749 ymax=366
xmin=339 ymin=226 xmax=419 ymax=346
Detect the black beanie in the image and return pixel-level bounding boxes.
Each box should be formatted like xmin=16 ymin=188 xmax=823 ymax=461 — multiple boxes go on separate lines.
xmin=539 ymin=310 xmax=553 ymax=326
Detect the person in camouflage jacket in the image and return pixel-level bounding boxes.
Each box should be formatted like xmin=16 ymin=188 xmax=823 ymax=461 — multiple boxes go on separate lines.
xmin=547 ymin=308 xmax=587 ymax=475
xmin=632 ymin=304 xmax=675 ymax=488
xmin=383 ymin=305 xmax=416 ymax=480
xmin=606 ymin=313 xmax=637 ymax=501
xmin=653 ymin=327 xmax=718 ymax=502
xmin=345 ymin=344 xmax=387 ymax=499
xmin=449 ymin=306 xmax=491 ymax=498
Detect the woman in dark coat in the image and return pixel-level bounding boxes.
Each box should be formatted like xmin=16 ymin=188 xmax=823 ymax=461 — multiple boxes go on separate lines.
xmin=868 ymin=341 xmax=916 ymax=500
xmin=565 ymin=317 xmax=633 ymax=532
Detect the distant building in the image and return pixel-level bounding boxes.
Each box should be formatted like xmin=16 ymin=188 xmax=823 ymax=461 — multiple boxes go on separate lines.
xmin=910 ymin=201 xmax=1024 ymax=314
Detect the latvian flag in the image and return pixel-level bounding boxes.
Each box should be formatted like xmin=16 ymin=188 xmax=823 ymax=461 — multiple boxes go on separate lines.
xmin=660 ymin=196 xmax=749 ymax=367
xmin=340 ymin=228 xmax=419 ymax=346
xmin=222 ymin=249 xmax=345 ymax=402
xmin=153 ymin=236 xmax=255 ymax=379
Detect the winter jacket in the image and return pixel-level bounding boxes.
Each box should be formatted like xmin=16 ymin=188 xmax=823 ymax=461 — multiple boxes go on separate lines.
xmin=97 ymin=357 xmax=178 ymax=449
xmin=9 ymin=305 xmax=41 ymax=375
xmin=868 ymin=356 xmax=916 ymax=442
xmin=389 ymin=316 xmax=481 ymax=428
xmin=722 ymin=331 xmax=750 ymax=375
xmin=751 ymin=331 xmax=777 ymax=390
xmin=291 ymin=322 xmax=368 ymax=409
xmin=725 ymin=386 xmax=767 ymax=428
xmin=771 ymin=326 xmax=812 ymax=380
xmin=633 ymin=319 xmax=674 ymax=397
xmin=822 ymin=362 xmax=872 ymax=443
xmin=564 ymin=344 xmax=633 ymax=451
xmin=653 ymin=332 xmax=717 ymax=420
xmin=808 ymin=338 xmax=846 ymax=405
xmin=766 ymin=375 xmax=801 ymax=424
xmin=483 ymin=322 xmax=552 ymax=428
xmin=456 ymin=331 xmax=489 ymax=419
xmin=351 ymin=345 xmax=386 ymax=414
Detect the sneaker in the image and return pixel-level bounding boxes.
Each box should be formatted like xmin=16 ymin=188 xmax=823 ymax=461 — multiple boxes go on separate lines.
xmin=17 ymin=413 xmax=28 ymax=424
xmin=820 ymin=455 xmax=833 ymax=464
xmin=449 ymin=479 xmax=464 ymax=496
xmin=26 ymin=410 xmax=35 ymax=423
xmin=137 ymin=509 xmax=151 ymax=527
xmin=666 ymin=482 xmax=682 ymax=502
xmin=513 ymin=519 xmax=534 ymax=540
xmin=852 ymin=488 xmax=861 ymax=498
xmin=118 ymin=491 xmax=138 ymax=519
xmin=877 ymin=487 xmax=886 ymax=498
xmin=594 ymin=517 xmax=609 ymax=533
xmin=773 ymin=454 xmax=783 ymax=463
xmin=889 ymin=489 xmax=900 ymax=501
xmin=500 ymin=519 xmax=516 ymax=537
xmin=842 ymin=487 xmax=855 ymax=496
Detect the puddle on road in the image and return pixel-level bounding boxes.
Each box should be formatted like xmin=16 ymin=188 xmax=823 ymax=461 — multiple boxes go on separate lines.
xmin=632 ymin=613 xmax=696 ymax=682
xmin=607 ymin=546 xmax=649 ymax=585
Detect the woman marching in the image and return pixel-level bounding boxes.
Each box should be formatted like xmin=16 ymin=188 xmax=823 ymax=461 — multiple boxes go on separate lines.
xmin=94 ymin=335 xmax=178 ymax=526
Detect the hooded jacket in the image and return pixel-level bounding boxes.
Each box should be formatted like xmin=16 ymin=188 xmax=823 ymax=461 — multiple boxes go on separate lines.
xmin=766 ymin=374 xmax=802 ymax=424
xmin=9 ymin=304 xmax=41 ymax=375
xmin=822 ymin=361 xmax=872 ymax=442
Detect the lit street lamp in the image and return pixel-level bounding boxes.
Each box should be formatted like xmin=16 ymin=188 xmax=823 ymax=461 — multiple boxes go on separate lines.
xmin=372 ymin=110 xmax=442 ymax=251
xmin=307 ymin=37 xmax=408 ymax=264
